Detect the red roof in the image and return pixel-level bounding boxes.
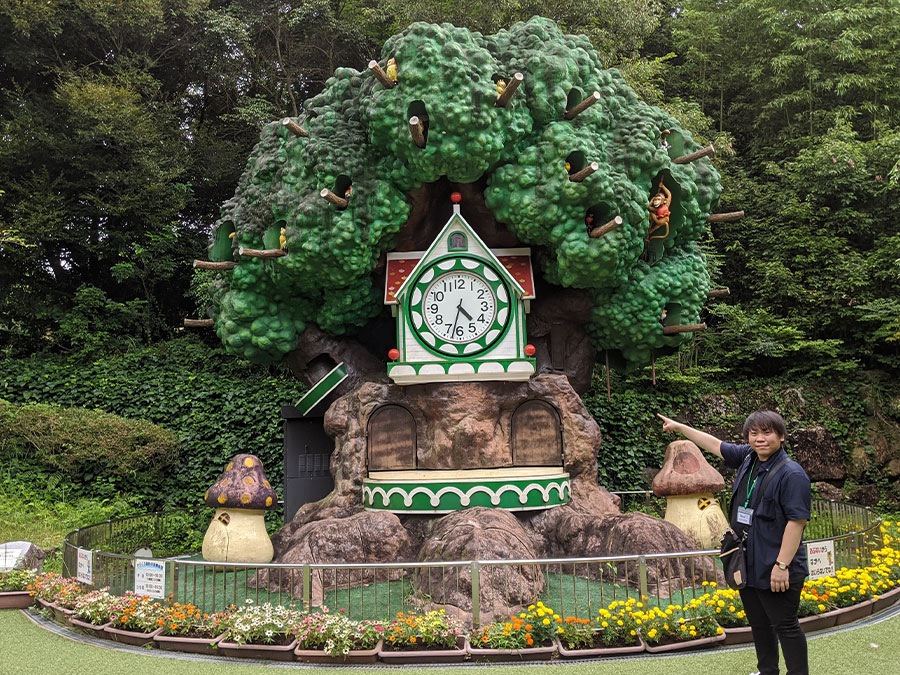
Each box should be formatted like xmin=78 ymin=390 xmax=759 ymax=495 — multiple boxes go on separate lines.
xmin=384 ymin=249 xmax=535 ymax=304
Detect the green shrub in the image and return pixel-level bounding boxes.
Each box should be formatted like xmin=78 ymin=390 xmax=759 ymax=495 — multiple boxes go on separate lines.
xmin=0 ymin=399 xmax=178 ymax=497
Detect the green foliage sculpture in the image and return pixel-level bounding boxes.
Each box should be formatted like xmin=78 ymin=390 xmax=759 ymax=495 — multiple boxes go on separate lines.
xmin=208 ymin=17 xmax=721 ymax=373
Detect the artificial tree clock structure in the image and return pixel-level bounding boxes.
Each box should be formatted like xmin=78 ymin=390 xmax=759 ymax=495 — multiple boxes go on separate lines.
xmin=194 ymin=17 xmax=736 ymax=620
xmin=385 ymin=194 xmax=536 ymax=384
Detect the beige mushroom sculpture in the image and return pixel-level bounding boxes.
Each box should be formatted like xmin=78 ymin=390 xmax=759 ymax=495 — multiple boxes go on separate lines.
xmin=202 ymin=454 xmax=278 ymax=563
xmin=651 ymin=440 xmax=729 ymax=549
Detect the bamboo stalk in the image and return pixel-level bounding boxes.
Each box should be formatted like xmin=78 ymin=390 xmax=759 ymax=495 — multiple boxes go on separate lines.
xmin=564 ymin=91 xmax=601 ymax=120
xmin=495 ymin=72 xmax=524 ymax=108
xmin=588 ymin=216 xmax=623 ymax=238
xmin=320 ymin=188 xmax=349 ymax=209
xmin=569 ymin=161 xmax=599 ymax=182
xmin=708 ymin=287 xmax=730 ymax=298
xmin=184 ymin=319 xmax=214 ymax=328
xmin=673 ymin=144 xmax=716 ymax=164
xmin=281 ymin=118 xmax=308 ymax=137
xmin=708 ymin=210 xmax=744 ymax=223
xmin=193 ymin=260 xmax=237 ymax=270
xmin=409 ymin=116 xmax=426 ymax=148
xmin=662 ymin=323 xmax=707 ymax=335
xmin=237 ymin=247 xmax=286 ymax=258
xmin=368 ymin=60 xmax=396 ymax=88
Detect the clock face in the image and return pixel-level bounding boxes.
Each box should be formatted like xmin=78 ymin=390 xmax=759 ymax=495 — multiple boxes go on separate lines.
xmin=423 ymin=271 xmax=496 ymax=343
xmin=408 ymin=257 xmax=512 ymax=357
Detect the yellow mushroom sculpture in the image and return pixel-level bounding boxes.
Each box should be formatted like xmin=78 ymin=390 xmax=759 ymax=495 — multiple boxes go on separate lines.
xmin=651 ymin=440 xmax=729 ymax=549
xmin=202 ymin=454 xmax=278 ymax=563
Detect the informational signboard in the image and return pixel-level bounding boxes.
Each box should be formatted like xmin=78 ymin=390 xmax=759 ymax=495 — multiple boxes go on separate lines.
xmin=134 ymin=559 xmax=166 ymax=599
xmin=806 ymin=540 xmax=836 ymax=580
xmin=76 ymin=548 xmax=93 ymax=585
xmin=0 ymin=541 xmax=29 ymax=571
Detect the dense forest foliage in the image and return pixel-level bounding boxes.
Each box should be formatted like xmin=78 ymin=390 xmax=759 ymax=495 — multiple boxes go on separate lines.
xmin=2 ymin=0 xmax=899 ymax=377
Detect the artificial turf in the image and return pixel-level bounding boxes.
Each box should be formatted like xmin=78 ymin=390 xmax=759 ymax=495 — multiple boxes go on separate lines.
xmin=0 ymin=607 xmax=897 ymax=675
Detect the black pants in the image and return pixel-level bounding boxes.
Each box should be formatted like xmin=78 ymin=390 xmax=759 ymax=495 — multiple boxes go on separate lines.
xmin=739 ymin=585 xmax=808 ymax=675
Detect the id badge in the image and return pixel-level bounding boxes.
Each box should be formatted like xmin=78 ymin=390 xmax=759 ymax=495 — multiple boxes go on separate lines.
xmin=737 ymin=506 xmax=754 ymax=525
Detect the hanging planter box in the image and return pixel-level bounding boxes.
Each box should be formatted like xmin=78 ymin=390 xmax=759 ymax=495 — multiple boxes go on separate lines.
xmin=378 ymin=637 xmax=467 ymax=664
xmin=0 ymin=591 xmax=34 ymax=610
xmin=218 ymin=638 xmax=298 ymax=661
xmin=69 ymin=617 xmax=113 ymax=636
xmin=295 ymin=639 xmax=382 ymax=664
xmin=154 ymin=632 xmax=227 ymax=656
xmin=467 ymin=640 xmax=556 ymax=662
xmin=641 ymin=630 xmax=726 ymax=653
xmin=556 ymin=634 xmax=645 ymax=658
xmin=104 ymin=625 xmax=164 ymax=646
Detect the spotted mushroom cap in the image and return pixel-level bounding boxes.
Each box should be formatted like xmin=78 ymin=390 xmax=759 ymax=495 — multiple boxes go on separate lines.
xmin=204 ymin=454 xmax=278 ymax=509
xmin=651 ymin=440 xmax=725 ymax=496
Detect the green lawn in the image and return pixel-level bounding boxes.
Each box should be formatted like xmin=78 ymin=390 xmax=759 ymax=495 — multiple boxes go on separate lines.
xmin=1 ymin=607 xmax=897 ymax=675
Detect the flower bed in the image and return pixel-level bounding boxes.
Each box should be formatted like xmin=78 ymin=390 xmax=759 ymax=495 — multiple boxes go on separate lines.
xmin=0 ymin=569 xmax=37 ymax=609
xmin=294 ymin=608 xmax=383 ymax=663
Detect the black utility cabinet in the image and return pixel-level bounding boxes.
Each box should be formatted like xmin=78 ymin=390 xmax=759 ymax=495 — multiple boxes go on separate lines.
xmin=282 ymin=405 xmax=334 ymax=524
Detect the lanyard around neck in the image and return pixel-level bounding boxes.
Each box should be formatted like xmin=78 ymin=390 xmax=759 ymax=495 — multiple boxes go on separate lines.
xmin=743 ymin=457 xmax=760 ymax=508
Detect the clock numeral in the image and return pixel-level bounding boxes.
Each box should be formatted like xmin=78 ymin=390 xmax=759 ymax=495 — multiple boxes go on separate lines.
xmin=480 ymin=301 xmax=489 ymax=311
xmin=478 ymin=314 xmax=486 ymax=323
xmin=429 ymin=303 xmax=439 ymax=313
xmin=477 ymin=289 xmax=486 ymax=299
xmin=455 ymin=325 xmax=464 ymax=338
xmin=433 ymin=314 xmax=443 ymax=325
xmin=468 ymin=323 xmax=476 ymax=334
xmin=434 ymin=291 xmax=444 ymax=301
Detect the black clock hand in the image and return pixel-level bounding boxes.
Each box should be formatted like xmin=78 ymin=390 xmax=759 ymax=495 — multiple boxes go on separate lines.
xmin=458 ymin=303 xmax=473 ymax=321
xmin=449 ymin=304 xmax=462 ymax=337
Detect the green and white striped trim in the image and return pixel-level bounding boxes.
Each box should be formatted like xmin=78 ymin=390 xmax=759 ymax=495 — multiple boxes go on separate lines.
xmin=296 ymin=362 xmax=348 ymax=416
xmin=388 ymin=358 xmax=535 ymax=384
xmin=363 ymin=473 xmax=570 ymax=513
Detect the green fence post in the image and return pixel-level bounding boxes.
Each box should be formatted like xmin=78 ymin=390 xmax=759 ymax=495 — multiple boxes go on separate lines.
xmin=303 ymin=565 xmax=311 ymax=612
xmin=638 ymin=556 xmax=648 ymax=600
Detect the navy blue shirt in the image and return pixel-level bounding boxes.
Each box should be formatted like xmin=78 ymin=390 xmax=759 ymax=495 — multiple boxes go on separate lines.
xmin=721 ymin=443 xmax=811 ymax=589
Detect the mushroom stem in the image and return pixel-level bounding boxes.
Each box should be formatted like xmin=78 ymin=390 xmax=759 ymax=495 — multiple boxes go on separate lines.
xmin=569 ymin=162 xmax=599 ymax=182
xmin=320 ymin=188 xmax=349 ymax=209
xmin=184 ymin=318 xmax=214 ymax=328
xmin=409 ymin=116 xmax=426 ymax=148
xmin=564 ymin=91 xmax=601 ymax=120
xmin=662 ymin=323 xmax=707 ymax=335
xmin=588 ymin=215 xmax=623 ymax=238
xmin=495 ymin=72 xmax=524 ymax=108
xmin=237 ymin=247 xmax=287 ymax=258
xmin=281 ymin=118 xmax=308 ymax=137
xmin=368 ymin=60 xmax=396 ymax=88
xmin=673 ymin=144 xmax=716 ymax=164
xmin=193 ymin=260 xmax=237 ymax=270
xmin=708 ymin=210 xmax=745 ymax=223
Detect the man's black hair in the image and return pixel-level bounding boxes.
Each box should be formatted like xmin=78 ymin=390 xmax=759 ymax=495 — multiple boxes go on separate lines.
xmin=742 ymin=410 xmax=787 ymax=439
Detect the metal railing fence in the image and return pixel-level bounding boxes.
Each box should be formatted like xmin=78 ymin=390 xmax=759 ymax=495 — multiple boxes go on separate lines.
xmin=62 ymin=497 xmax=883 ymax=627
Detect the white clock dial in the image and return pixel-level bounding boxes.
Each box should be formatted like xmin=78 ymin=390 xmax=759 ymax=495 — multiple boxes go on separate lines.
xmin=422 ymin=271 xmax=496 ymax=343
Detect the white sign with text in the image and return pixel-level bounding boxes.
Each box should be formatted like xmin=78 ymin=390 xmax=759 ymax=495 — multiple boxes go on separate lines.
xmin=0 ymin=541 xmax=29 ymax=571
xmin=76 ymin=548 xmax=93 ymax=585
xmin=134 ymin=559 xmax=166 ymax=599
xmin=806 ymin=540 xmax=836 ymax=580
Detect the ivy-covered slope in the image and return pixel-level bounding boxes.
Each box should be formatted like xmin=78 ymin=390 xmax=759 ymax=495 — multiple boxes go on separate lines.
xmin=208 ymin=17 xmax=721 ymax=370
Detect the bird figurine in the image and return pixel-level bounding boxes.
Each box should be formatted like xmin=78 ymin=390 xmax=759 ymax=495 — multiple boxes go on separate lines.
xmin=565 ymin=161 xmax=572 ymax=173
xmin=228 ymin=232 xmax=236 ymax=239
xmin=585 ymin=211 xmax=595 ymax=234
xmin=279 ymin=227 xmax=286 ymax=250
xmin=344 ymin=185 xmax=352 ymax=200
xmin=386 ymin=57 xmax=398 ymax=82
xmin=661 ymin=129 xmax=671 ymax=150
xmin=496 ymin=79 xmax=506 ymax=96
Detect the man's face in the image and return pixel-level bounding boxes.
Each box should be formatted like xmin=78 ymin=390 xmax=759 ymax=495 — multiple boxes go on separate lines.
xmin=748 ymin=427 xmax=784 ymax=461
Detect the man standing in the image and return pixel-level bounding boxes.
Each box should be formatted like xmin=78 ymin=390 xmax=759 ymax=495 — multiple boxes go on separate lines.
xmin=657 ymin=410 xmax=811 ymax=675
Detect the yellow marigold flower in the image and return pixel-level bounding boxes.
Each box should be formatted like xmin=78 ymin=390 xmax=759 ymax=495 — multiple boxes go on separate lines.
xmin=542 ymin=618 xmax=550 ymax=625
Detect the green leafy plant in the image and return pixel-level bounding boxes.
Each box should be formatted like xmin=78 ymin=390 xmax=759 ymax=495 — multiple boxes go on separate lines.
xmin=382 ymin=609 xmax=463 ymax=650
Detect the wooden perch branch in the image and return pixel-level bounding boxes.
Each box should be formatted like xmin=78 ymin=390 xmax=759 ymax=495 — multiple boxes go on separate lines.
xmin=184 ymin=319 xmax=214 ymax=328
xmin=495 ymin=72 xmax=524 ymax=108
xmin=281 ymin=118 xmax=308 ymax=137
xmin=589 ymin=216 xmax=623 ymax=238
xmin=409 ymin=116 xmax=426 ymax=148
xmin=673 ymin=144 xmax=716 ymax=164
xmin=564 ymin=91 xmax=601 ymax=120
xmin=193 ymin=260 xmax=237 ymax=270
xmin=368 ymin=60 xmax=396 ymax=88
xmin=708 ymin=210 xmax=745 ymax=223
xmin=708 ymin=287 xmax=730 ymax=298
xmin=569 ymin=161 xmax=599 ymax=182
xmin=320 ymin=188 xmax=349 ymax=209
xmin=662 ymin=322 xmax=707 ymax=335
xmin=237 ymin=247 xmax=286 ymax=258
